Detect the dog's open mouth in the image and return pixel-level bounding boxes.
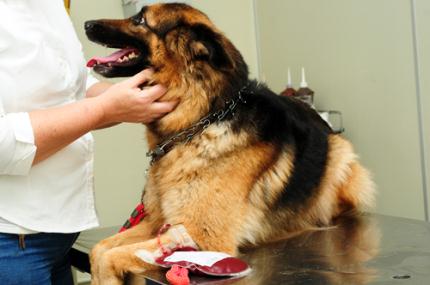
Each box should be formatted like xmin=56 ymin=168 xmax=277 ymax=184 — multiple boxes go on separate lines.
xmin=85 ymin=19 xmax=151 ymax=77
xmin=86 ymin=47 xmax=147 ymax=77
xmin=87 ymin=48 xmax=141 ymax=68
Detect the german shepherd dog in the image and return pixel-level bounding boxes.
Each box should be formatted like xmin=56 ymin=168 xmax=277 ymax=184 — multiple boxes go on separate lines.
xmin=85 ymin=3 xmax=375 ymax=284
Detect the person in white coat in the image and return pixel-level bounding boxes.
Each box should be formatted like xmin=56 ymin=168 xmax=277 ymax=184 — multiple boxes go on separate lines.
xmin=0 ymin=1 xmax=176 ymax=284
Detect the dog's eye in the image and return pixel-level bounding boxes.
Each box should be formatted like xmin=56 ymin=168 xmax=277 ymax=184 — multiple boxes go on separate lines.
xmin=131 ymin=14 xmax=146 ymax=26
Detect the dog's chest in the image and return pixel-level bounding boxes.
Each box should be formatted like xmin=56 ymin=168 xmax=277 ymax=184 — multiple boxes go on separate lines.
xmin=147 ymin=124 xmax=250 ymax=216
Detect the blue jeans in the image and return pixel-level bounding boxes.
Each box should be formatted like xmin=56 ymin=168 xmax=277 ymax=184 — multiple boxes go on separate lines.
xmin=0 ymin=232 xmax=79 ymax=285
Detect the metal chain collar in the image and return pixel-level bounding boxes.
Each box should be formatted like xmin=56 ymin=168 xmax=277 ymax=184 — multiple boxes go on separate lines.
xmin=146 ymin=85 xmax=250 ymax=164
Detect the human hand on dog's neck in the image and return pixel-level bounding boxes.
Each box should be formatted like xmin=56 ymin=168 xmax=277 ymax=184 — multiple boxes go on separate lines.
xmin=30 ymin=70 xmax=176 ymax=165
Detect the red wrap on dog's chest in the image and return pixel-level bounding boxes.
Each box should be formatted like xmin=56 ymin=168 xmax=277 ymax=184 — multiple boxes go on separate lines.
xmin=119 ymin=203 xmax=146 ymax=233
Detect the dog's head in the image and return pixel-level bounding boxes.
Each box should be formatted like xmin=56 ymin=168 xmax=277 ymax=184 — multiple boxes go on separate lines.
xmin=85 ymin=4 xmax=249 ymax=135
xmin=86 ymin=3 xmax=247 ymax=77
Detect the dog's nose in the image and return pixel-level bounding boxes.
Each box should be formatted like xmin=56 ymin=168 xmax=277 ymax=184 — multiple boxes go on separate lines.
xmin=84 ymin=20 xmax=97 ymax=31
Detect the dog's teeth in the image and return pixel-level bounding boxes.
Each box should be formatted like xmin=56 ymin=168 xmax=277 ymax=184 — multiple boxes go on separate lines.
xmin=115 ymin=52 xmax=138 ymax=64
xmin=118 ymin=56 xmax=129 ymax=63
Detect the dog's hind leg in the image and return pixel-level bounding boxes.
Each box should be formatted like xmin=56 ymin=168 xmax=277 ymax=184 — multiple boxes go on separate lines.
xmin=337 ymin=161 xmax=375 ymax=212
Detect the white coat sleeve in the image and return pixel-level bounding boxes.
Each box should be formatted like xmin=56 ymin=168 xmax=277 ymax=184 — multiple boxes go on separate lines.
xmin=0 ymin=69 xmax=96 ymax=176
xmin=0 ymin=108 xmax=37 ymax=176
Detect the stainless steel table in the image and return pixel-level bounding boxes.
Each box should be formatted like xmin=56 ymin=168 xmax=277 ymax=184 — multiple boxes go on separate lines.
xmin=71 ymin=213 xmax=430 ymax=284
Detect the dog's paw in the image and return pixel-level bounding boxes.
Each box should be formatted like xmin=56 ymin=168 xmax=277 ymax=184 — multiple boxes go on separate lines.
xmin=96 ymin=248 xmax=132 ymax=285
xmin=90 ymin=241 xmax=114 ymax=285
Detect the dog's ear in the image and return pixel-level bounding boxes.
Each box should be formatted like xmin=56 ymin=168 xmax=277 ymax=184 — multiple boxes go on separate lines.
xmin=189 ymin=24 xmax=233 ymax=70
xmin=190 ymin=41 xmax=210 ymax=59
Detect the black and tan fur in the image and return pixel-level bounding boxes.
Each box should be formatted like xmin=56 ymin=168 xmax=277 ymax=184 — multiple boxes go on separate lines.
xmin=85 ymin=3 xmax=375 ymax=284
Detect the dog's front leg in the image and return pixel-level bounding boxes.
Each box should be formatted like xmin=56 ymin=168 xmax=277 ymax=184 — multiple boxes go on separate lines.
xmin=96 ymin=226 xmax=188 ymax=284
xmin=91 ymin=218 xmax=163 ymax=285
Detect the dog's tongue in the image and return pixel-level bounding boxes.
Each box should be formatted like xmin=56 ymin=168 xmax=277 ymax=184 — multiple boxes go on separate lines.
xmin=86 ymin=48 xmax=137 ymax=67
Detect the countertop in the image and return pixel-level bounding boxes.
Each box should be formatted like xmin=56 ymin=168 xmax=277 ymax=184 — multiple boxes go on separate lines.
xmin=72 ymin=213 xmax=430 ymax=284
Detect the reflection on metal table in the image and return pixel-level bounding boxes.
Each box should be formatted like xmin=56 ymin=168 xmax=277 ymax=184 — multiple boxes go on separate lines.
xmin=70 ymin=213 xmax=430 ymax=284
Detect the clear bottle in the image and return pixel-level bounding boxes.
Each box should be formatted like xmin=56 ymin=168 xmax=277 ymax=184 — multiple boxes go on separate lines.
xmin=295 ymin=68 xmax=314 ymax=107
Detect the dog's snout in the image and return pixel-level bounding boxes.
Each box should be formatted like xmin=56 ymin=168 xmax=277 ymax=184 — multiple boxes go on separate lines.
xmin=84 ymin=20 xmax=98 ymax=31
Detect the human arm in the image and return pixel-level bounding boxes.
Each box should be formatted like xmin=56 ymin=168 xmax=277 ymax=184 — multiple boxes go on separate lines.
xmin=29 ymin=70 xmax=175 ymax=165
xmin=86 ymin=81 xmax=112 ymax=98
